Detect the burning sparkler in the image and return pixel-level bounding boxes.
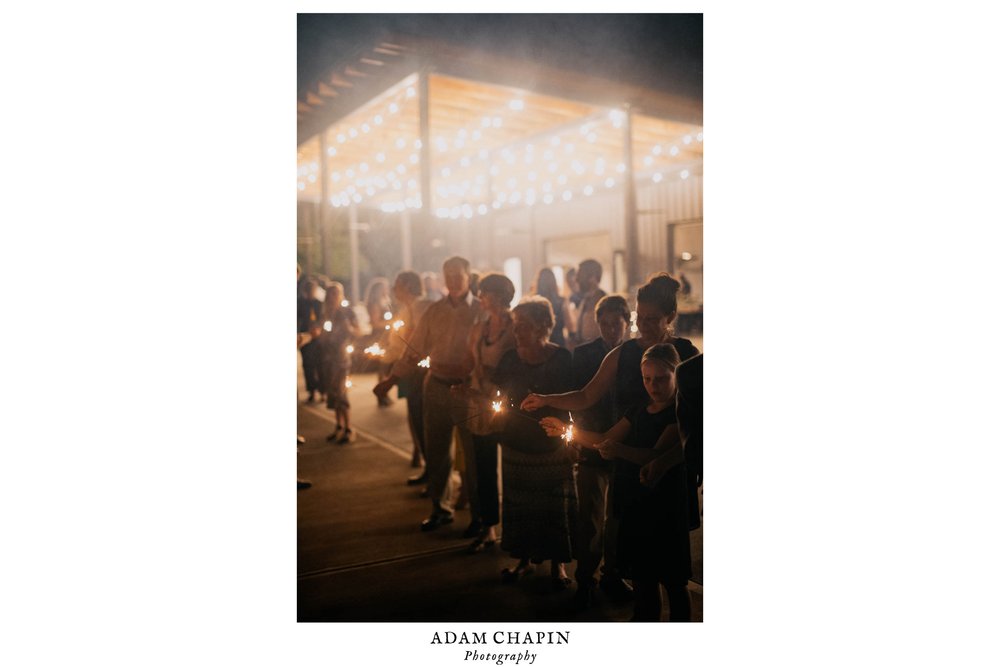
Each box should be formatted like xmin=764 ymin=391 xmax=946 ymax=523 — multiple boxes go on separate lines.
xmin=323 ymin=320 xmax=333 ymax=332
xmin=491 ymin=389 xmax=503 ymax=414
xmin=561 ymin=414 xmax=575 ymax=445
xmin=346 ymin=344 xmax=354 ymax=354
xmin=364 ymin=342 xmax=387 ymax=357
xmin=345 ymin=376 xmax=353 ymax=388
xmin=392 ymin=320 xmax=405 ymax=331
xmin=417 ymin=356 xmax=431 ymax=368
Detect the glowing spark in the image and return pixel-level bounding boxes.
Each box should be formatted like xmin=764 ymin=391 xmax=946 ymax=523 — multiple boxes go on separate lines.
xmin=341 ymin=299 xmax=349 ymax=307
xmin=364 ymin=343 xmax=387 ymax=357
xmin=345 ymin=377 xmax=353 ymax=388
xmin=562 ymin=414 xmax=575 ymax=444
xmin=491 ymin=390 xmax=503 ymax=413
xmin=383 ymin=311 xmax=393 ymax=320
xmin=346 ymin=345 xmax=354 ymax=354
xmin=323 ymin=321 xmax=332 ymax=332
xmin=393 ymin=320 xmax=405 ymax=331
xmin=417 ymin=356 xmax=431 ymax=368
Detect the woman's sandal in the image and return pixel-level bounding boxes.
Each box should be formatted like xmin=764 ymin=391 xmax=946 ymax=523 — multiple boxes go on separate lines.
xmin=467 ymin=536 xmax=497 ymax=555
xmin=550 ymin=575 xmax=573 ymax=591
xmin=500 ymin=565 xmax=533 ymax=583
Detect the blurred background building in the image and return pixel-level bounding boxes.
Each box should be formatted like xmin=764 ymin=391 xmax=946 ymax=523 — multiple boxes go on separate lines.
xmin=297 ymin=15 xmax=702 ymax=311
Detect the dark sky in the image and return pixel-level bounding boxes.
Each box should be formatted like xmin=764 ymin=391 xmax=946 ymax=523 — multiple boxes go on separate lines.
xmin=298 ymin=14 xmax=702 ymax=102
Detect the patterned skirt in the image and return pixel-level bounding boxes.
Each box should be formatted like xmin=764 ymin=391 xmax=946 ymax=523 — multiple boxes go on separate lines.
xmin=500 ymin=446 xmax=578 ymax=563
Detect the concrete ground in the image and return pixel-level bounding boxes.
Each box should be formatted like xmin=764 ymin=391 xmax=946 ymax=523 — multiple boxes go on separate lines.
xmin=297 ymin=340 xmax=703 ymax=622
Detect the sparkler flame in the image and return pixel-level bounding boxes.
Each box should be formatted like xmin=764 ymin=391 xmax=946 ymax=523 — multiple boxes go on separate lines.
xmin=323 ymin=320 xmax=332 ymax=332
xmin=562 ymin=414 xmax=575 ymax=444
xmin=364 ymin=343 xmax=387 ymax=357
xmin=345 ymin=377 xmax=353 ymax=388
xmin=393 ymin=320 xmax=405 ymax=331
xmin=491 ymin=389 xmax=503 ymax=413
xmin=346 ymin=344 xmax=354 ymax=354
xmin=417 ymin=356 xmax=431 ymax=368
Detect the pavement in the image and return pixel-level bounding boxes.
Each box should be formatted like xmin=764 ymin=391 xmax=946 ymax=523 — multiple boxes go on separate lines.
xmin=297 ymin=346 xmax=703 ymax=622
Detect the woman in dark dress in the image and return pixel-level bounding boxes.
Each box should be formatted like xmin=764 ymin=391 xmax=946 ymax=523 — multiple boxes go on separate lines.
xmin=490 ymin=297 xmax=578 ymax=589
xmin=521 ymin=273 xmax=699 ymax=422
xmin=541 ymin=344 xmax=691 ymax=621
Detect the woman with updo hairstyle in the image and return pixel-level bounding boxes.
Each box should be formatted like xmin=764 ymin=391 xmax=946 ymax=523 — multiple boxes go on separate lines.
xmin=521 ymin=272 xmax=699 ymax=423
xmin=487 ymin=296 xmax=577 ymax=588
xmin=540 ymin=343 xmax=691 ymax=621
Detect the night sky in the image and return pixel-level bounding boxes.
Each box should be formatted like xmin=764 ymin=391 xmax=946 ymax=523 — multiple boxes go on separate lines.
xmin=297 ymin=14 xmax=702 ymax=102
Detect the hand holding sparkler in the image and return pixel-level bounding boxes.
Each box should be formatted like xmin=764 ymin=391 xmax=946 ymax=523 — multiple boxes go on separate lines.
xmin=595 ymin=440 xmax=622 ymax=461
xmin=520 ymin=393 xmax=548 ymax=412
xmin=539 ymin=416 xmax=576 ymax=444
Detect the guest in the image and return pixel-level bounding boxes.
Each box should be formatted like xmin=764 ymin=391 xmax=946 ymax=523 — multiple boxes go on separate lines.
xmin=542 ymin=343 xmax=691 ymax=621
xmin=457 ymin=273 xmax=516 ymax=553
xmin=297 ymin=278 xmax=323 ymax=403
xmin=642 ymin=352 xmax=703 ymax=531
xmin=365 ymin=277 xmax=394 ymax=407
xmin=568 ymin=294 xmax=630 ymax=608
xmin=385 ymin=271 xmax=433 ymax=476
xmin=530 ymin=267 xmax=574 ymax=347
xmin=573 ymin=259 xmax=607 ymax=345
xmin=319 ymin=281 xmax=361 ymax=444
xmin=490 ymin=297 xmax=577 ymax=589
xmin=374 ymin=257 xmax=480 ymax=531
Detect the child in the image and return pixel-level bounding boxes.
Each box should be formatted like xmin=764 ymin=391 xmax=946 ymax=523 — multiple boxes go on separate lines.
xmin=540 ymin=343 xmax=691 ymax=621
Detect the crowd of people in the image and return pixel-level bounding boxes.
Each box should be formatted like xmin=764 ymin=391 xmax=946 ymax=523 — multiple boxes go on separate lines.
xmin=297 ymin=257 xmax=703 ymax=622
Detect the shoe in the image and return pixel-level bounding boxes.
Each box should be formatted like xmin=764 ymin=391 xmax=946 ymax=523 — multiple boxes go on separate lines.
xmin=551 ymin=575 xmax=573 ymax=591
xmin=500 ymin=565 xmax=533 ymax=584
xmin=466 ymin=535 xmax=496 ymax=554
xmin=307 ymin=392 xmax=316 ymax=403
xmin=325 ymin=427 xmax=342 ymax=442
xmin=297 ymin=479 xmax=312 ymax=490
xmin=297 ymin=435 xmax=306 ymax=445
xmin=461 ymin=520 xmax=484 ymax=538
xmin=420 ymin=512 xmax=454 ymax=531
xmin=599 ymin=575 xmax=634 ymax=603
xmin=407 ymin=471 xmax=428 ymax=486
xmin=335 ymin=429 xmax=356 ymax=444
xmin=572 ymin=584 xmax=595 ymax=610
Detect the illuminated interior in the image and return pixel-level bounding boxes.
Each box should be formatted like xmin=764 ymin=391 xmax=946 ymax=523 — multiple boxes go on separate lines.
xmin=297 ymin=73 xmax=703 ymax=218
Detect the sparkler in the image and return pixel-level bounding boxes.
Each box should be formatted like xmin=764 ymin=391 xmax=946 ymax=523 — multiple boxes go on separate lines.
xmin=561 ymin=414 xmax=575 ymax=445
xmin=491 ymin=389 xmax=503 ymax=414
xmin=364 ymin=342 xmax=387 ymax=357
xmin=346 ymin=344 xmax=354 ymax=354
xmin=392 ymin=320 xmax=405 ymax=331
xmin=417 ymin=356 xmax=431 ymax=368
xmin=345 ymin=376 xmax=353 ymax=388
xmin=323 ymin=320 xmax=333 ymax=332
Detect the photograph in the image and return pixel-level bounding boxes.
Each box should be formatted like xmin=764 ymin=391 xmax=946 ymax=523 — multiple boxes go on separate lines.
xmin=296 ymin=13 xmax=704 ymax=623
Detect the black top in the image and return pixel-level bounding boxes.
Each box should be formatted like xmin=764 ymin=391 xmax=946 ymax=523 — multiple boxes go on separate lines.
xmin=613 ymin=337 xmax=699 ymax=422
xmin=297 ymin=297 xmax=322 ymax=334
xmin=542 ymin=295 xmax=567 ymax=347
xmin=613 ymin=400 xmax=678 ymax=516
xmin=493 ymin=347 xmax=573 ymax=455
xmin=571 ymin=337 xmax=615 ymax=467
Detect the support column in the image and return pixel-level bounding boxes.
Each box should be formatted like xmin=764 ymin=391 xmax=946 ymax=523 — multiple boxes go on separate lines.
xmin=623 ymin=106 xmax=640 ymax=289
xmin=349 ymin=204 xmax=360 ymax=304
xmin=319 ymin=131 xmax=330 ymax=276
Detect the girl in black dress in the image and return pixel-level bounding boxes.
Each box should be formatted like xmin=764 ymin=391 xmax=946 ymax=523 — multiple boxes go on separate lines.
xmin=541 ymin=344 xmax=691 ymax=621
